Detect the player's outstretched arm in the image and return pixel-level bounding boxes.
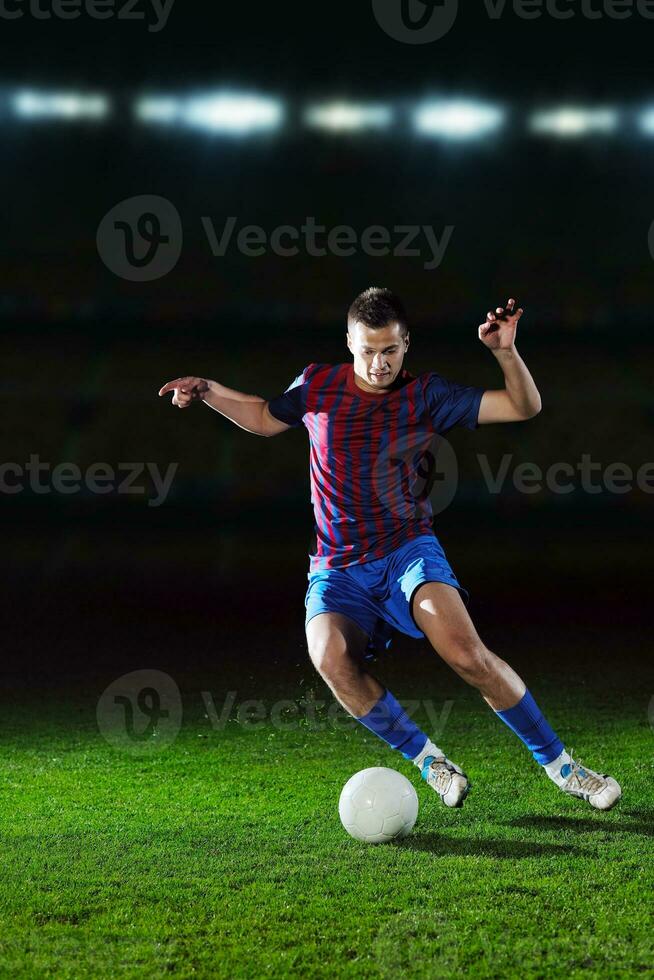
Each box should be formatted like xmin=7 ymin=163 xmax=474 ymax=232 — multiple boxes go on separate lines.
xmin=157 ymin=377 xmax=292 ymax=437
xmin=477 ymin=298 xmax=542 ymax=425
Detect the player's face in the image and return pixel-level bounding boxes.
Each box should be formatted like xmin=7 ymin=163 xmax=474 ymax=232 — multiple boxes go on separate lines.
xmin=347 ymin=321 xmax=409 ymax=393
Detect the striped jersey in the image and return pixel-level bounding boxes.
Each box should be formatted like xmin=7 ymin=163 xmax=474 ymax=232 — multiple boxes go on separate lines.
xmin=267 ymin=363 xmax=484 ymax=572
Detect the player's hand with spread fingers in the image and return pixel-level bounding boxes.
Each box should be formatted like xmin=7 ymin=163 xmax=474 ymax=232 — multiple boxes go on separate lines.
xmin=478 ymin=297 xmax=524 ymax=352
xmin=158 ymin=377 xmax=211 ymax=408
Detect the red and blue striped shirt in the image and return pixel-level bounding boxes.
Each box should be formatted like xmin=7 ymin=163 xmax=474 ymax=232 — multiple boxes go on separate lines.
xmin=268 ymin=363 xmax=484 ymax=572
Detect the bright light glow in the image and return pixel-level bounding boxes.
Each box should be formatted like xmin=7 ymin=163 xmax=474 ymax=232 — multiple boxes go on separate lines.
xmin=12 ymin=90 xmax=109 ymax=121
xmin=133 ymin=92 xmax=284 ymax=135
xmin=304 ymin=101 xmax=393 ymax=132
xmin=637 ymin=108 xmax=654 ymax=135
xmin=529 ymin=107 xmax=619 ymax=137
xmin=182 ymin=93 xmax=284 ymax=134
xmin=134 ymin=97 xmax=181 ymax=125
xmin=413 ymin=100 xmax=505 ymax=139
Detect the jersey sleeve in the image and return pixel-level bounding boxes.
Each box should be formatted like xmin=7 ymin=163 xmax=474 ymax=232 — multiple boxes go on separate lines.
xmin=424 ymin=372 xmax=485 ymax=435
xmin=267 ymin=364 xmax=317 ymax=428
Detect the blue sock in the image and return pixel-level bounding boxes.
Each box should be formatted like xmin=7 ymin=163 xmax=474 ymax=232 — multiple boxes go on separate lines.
xmin=356 ymin=688 xmax=428 ymax=761
xmin=495 ymin=689 xmax=564 ymax=765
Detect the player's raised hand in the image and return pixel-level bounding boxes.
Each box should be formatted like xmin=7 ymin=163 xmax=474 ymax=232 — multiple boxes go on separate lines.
xmin=478 ymin=298 xmax=524 ymax=351
xmin=158 ymin=376 xmax=210 ymax=408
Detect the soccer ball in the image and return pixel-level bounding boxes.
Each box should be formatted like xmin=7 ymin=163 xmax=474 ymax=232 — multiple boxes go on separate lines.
xmin=338 ymin=767 xmax=419 ymax=844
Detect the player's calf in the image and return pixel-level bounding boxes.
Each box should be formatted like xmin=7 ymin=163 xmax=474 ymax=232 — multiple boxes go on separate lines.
xmin=492 ymin=689 xmax=622 ymax=810
xmin=356 ymin=691 xmax=470 ymax=808
xmin=307 ymin=618 xmax=471 ymax=807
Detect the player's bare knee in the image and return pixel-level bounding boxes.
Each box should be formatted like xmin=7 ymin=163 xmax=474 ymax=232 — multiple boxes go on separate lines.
xmin=448 ymin=640 xmax=493 ymax=687
xmin=317 ymin=656 xmax=357 ymax=694
xmin=307 ymin=635 xmax=351 ymax=684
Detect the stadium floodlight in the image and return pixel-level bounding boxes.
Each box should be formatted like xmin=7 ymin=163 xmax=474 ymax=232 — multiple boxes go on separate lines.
xmin=412 ymin=100 xmax=505 ymax=139
xmin=304 ymin=101 xmax=394 ymax=133
xmin=181 ymin=93 xmax=284 ymax=135
xmin=637 ymin=108 xmax=654 ymax=135
xmin=134 ymin=97 xmax=182 ymax=125
xmin=11 ymin=90 xmax=109 ymax=121
xmin=528 ymin=107 xmax=619 ymax=137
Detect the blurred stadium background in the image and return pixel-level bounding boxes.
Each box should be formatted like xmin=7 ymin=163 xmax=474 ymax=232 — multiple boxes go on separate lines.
xmin=1 ymin=1 xmax=653 ymax=683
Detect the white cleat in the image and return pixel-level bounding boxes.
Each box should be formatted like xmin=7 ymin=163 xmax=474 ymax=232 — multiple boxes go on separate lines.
xmin=558 ymin=755 xmax=622 ymax=811
xmin=421 ymin=754 xmax=470 ymax=808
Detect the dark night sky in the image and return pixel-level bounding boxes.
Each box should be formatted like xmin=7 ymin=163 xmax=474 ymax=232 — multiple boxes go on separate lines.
xmin=1 ymin=1 xmax=653 ymax=99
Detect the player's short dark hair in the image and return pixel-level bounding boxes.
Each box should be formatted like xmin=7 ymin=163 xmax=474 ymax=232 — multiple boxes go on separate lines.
xmin=347 ymin=287 xmax=408 ymax=337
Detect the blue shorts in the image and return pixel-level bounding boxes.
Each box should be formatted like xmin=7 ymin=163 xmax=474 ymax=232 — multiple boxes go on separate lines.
xmin=304 ymin=533 xmax=469 ymax=660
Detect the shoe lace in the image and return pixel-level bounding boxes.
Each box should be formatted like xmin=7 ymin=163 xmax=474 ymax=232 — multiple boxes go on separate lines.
xmin=566 ymin=749 xmax=606 ymax=795
xmin=429 ymin=759 xmax=453 ymax=795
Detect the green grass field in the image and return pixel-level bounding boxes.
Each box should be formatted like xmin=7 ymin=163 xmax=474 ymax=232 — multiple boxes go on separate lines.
xmin=1 ymin=634 xmax=653 ymax=979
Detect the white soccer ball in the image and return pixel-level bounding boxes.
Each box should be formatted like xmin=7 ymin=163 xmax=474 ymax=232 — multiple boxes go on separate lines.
xmin=338 ymin=767 xmax=419 ymax=844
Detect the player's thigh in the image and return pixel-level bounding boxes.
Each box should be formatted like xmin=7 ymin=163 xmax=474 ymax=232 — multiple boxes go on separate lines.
xmin=305 ymin=612 xmax=369 ymax=673
xmin=411 ymin=581 xmax=485 ymax=667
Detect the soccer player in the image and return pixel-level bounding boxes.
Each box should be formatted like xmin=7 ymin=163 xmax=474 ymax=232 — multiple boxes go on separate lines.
xmin=158 ymin=288 xmax=621 ymax=811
